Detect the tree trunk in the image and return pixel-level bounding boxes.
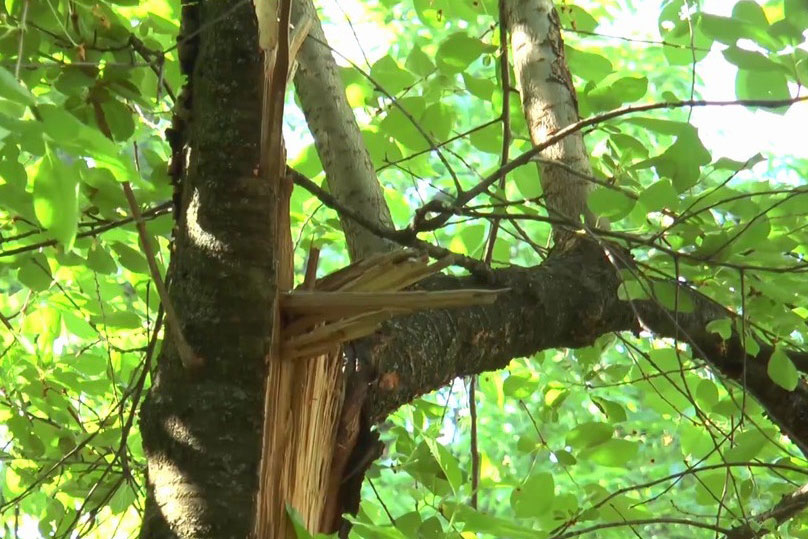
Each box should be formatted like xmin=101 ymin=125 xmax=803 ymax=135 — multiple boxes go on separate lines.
xmin=139 ymin=2 xmax=273 ymax=537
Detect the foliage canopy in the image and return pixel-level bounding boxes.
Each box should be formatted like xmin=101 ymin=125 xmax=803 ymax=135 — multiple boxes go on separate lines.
xmin=1 ymin=0 xmax=808 ymax=537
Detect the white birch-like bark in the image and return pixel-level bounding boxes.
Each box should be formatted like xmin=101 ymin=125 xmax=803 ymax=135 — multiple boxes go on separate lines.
xmin=291 ymin=0 xmax=395 ymax=260
xmin=505 ymin=0 xmax=599 ymax=242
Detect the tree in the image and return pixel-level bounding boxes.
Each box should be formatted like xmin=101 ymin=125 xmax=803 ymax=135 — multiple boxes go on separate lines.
xmin=1 ymin=0 xmax=808 ymax=536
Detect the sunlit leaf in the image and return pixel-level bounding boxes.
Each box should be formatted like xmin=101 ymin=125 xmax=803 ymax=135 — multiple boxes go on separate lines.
xmin=583 ymin=439 xmax=638 ymax=467
xmin=33 ymin=149 xmax=79 ymax=249
xmin=0 ymin=67 xmax=35 ymax=105
xmin=510 ymin=472 xmax=554 ymax=519
xmin=436 ymin=33 xmax=492 ymax=74
xmin=768 ymin=346 xmax=799 ymax=391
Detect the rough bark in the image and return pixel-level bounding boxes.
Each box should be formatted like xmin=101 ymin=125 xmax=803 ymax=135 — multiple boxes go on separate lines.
xmin=504 ymin=0 xmax=599 ymax=238
xmin=139 ymin=2 xmax=272 ymax=537
xmin=357 ymin=241 xmax=632 ymax=422
xmin=291 ymin=0 xmax=396 ymax=260
xmin=357 ymin=242 xmax=808 ymax=456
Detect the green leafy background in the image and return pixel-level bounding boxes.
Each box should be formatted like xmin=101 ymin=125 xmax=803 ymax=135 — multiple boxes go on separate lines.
xmin=1 ymin=0 xmax=807 ymax=537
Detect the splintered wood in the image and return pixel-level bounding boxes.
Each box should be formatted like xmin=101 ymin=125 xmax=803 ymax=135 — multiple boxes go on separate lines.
xmin=256 ymin=248 xmax=502 ymax=538
xmin=280 ymin=250 xmax=502 ymax=360
xmin=252 ymin=2 xmax=502 ymax=537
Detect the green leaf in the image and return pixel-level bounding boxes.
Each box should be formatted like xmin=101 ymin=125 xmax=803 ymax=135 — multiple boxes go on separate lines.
xmin=697 ymin=14 xmax=748 ymax=45
xmin=384 ymin=187 xmax=410 ymax=226
xmin=451 ymin=504 xmax=539 ymax=539
xmin=99 ymin=310 xmax=142 ymax=329
xmin=658 ymin=1 xmax=712 ymax=64
xmin=587 ymin=187 xmax=635 ymax=220
xmin=639 ymin=180 xmax=677 ymax=212
xmin=611 ymin=133 xmax=649 ymax=160
xmin=554 ymin=449 xmax=577 ymax=465
xmin=744 ymin=335 xmax=760 ymax=357
xmin=583 ymin=439 xmax=638 ymax=467
xmin=109 ymin=484 xmax=136 ymax=514
xmin=588 ymin=76 xmax=648 ymax=111
xmin=286 ymin=504 xmax=315 ymax=539
xmin=412 ymin=0 xmax=483 ymax=26
xmin=73 ymin=353 xmax=107 ymax=377
xmin=424 ymin=438 xmax=463 ymax=493
xmin=436 ymin=33 xmax=489 ymax=74
xmin=516 ymin=432 xmax=540 ymax=453
xmin=564 ymin=47 xmax=612 ymax=83
xmin=33 ymin=149 xmax=79 ymax=249
xmin=360 ymin=130 xmax=400 ymax=169
xmin=394 ymin=511 xmax=421 ymax=537
xmin=469 ymin=123 xmax=502 ymax=154
xmin=695 ymin=379 xmax=719 ymax=410
xmin=511 ymin=472 xmax=554 ymax=519
xmin=512 ymin=163 xmax=541 ymax=199
xmin=462 ymin=73 xmax=494 ymax=100
xmin=736 ymin=69 xmax=790 ymax=108
xmin=55 ymin=67 xmax=97 ymax=97
xmin=649 ymin=348 xmax=683 ymax=372
xmin=111 ymin=242 xmax=151 ymax=274
xmin=62 ymin=312 xmax=97 ymax=340
xmin=785 ymin=0 xmax=808 ymax=28
xmin=38 ymin=105 xmax=136 ymax=180
xmin=693 ymin=472 xmax=727 ymax=505
xmin=86 ymin=241 xmax=119 ymax=274
xmin=0 ymin=67 xmax=36 ymax=105
xmin=566 ymin=421 xmax=613 ymax=449
xmin=0 ymin=174 xmax=35 ymax=222
xmin=421 ymin=103 xmax=453 ymax=141
xmin=558 ymin=5 xmax=598 ymax=33
xmin=17 ymin=255 xmax=53 ymax=291
xmin=100 ymin=99 xmax=135 ymax=141
xmin=419 ymin=516 xmax=443 ymax=538
xmin=651 ymin=281 xmax=694 ymax=313
xmin=724 ymin=428 xmax=776 ymax=462
xmin=722 ymin=46 xmax=784 ymax=72
xmin=405 ymin=47 xmax=435 ymax=77
xmin=732 ymin=0 xmax=768 ymax=27
xmin=655 ymin=126 xmax=711 ymax=192
xmin=591 ymin=397 xmax=627 ymax=423
xmin=379 ymin=97 xmax=428 ymax=151
xmin=768 ymin=346 xmax=799 ymax=391
xmin=626 ymin=117 xmax=688 ymax=136
xmin=147 ymin=13 xmax=180 ymax=35
xmin=459 ymin=224 xmax=485 ymax=255
xmin=617 ymin=278 xmax=650 ymax=302
xmin=706 ymin=318 xmax=732 ymax=340
xmin=370 ymin=55 xmax=416 ymax=96
xmin=730 ymin=217 xmax=770 ymax=253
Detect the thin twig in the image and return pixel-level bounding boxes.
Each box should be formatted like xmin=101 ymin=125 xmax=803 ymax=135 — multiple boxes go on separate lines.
xmin=0 ymin=202 xmax=171 ymax=258
xmin=121 ymin=183 xmax=201 ymax=369
xmin=14 ymin=0 xmax=30 ymax=79
xmin=415 ymin=95 xmax=808 ymax=232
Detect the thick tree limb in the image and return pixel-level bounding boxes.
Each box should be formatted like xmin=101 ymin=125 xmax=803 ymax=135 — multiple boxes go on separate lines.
xmin=633 ymin=294 xmax=808 ymax=457
xmin=357 ymin=240 xmax=634 ymax=422
xmin=356 ymin=241 xmax=808 ymax=458
xmin=725 ymin=482 xmax=808 ymax=539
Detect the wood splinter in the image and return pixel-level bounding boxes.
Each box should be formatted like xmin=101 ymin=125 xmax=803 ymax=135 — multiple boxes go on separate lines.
xmin=279 ymin=248 xmax=506 ymax=357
